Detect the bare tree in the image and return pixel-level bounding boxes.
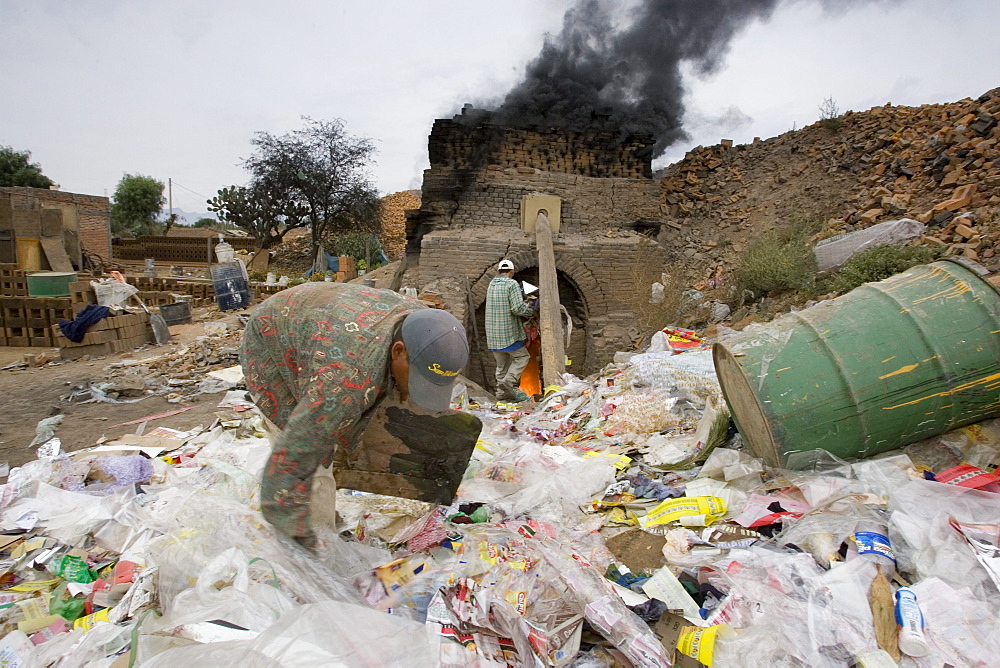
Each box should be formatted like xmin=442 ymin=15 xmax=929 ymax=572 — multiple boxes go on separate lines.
xmin=244 ymin=117 xmax=381 ymax=260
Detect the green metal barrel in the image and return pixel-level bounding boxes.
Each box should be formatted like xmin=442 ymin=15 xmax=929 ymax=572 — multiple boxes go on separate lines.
xmin=713 ymin=260 xmax=1000 ymax=468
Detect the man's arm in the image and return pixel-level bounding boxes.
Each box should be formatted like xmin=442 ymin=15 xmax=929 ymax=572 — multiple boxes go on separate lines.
xmin=261 ymin=366 xmax=382 ymax=547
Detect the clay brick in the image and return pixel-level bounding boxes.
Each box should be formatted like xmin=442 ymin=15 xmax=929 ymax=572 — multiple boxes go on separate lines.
xmin=859 ymin=208 xmax=882 ymax=224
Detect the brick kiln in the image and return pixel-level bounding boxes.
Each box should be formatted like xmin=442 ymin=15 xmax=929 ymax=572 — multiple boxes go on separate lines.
xmin=407 ymin=108 xmax=669 ymax=388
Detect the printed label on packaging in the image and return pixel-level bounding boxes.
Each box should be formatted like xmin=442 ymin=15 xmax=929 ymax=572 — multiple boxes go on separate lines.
xmin=677 ymin=624 xmax=731 ymax=667
xmin=855 ymin=531 xmax=895 ymax=563
xmin=639 ymin=496 xmax=727 ymax=528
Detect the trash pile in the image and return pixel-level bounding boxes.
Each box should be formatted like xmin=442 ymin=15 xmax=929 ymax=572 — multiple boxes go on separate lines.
xmin=1 ymin=336 xmax=999 ymax=666
xmin=63 ymin=321 xmax=244 ymax=406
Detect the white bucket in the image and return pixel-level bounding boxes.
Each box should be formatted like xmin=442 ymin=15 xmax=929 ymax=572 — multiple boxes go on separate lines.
xmin=215 ymin=241 xmax=235 ymax=264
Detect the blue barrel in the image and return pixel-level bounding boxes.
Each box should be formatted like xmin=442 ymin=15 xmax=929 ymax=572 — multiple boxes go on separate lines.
xmin=210 ymin=262 xmax=251 ymax=311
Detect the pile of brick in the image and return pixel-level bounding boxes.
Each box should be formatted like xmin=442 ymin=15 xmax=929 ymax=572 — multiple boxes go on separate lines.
xmin=51 ymin=311 xmax=152 ymax=359
xmin=379 ymin=190 xmax=420 ymax=259
xmin=656 ymin=86 xmax=1000 ymax=278
xmin=0 ymin=296 xmax=74 ymax=347
xmin=71 ymin=277 xmax=216 ymax=309
xmin=129 ymin=277 xmax=215 ymax=306
xmin=0 ymin=267 xmax=28 ymax=296
xmin=252 ymin=283 xmax=287 ymax=299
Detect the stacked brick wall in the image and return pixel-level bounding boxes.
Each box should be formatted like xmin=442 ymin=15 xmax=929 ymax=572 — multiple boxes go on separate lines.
xmin=0 ymin=187 xmax=111 ymax=261
xmin=429 ymin=119 xmax=654 ymax=177
xmin=420 ymin=170 xmax=662 ymax=235
xmin=379 ymin=190 xmax=419 ymax=259
xmin=112 ymin=236 xmax=257 ymax=264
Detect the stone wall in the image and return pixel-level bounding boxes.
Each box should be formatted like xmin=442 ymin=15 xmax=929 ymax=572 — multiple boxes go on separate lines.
xmin=0 ymin=187 xmax=111 ymax=261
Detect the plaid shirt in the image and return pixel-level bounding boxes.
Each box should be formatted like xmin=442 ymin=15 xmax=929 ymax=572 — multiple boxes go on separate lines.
xmin=485 ymin=275 xmax=534 ymax=350
xmin=241 ymin=282 xmax=422 ymax=543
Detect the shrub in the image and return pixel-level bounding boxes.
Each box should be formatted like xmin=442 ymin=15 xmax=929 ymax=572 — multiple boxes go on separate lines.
xmin=818 ymin=96 xmax=844 ymax=132
xmin=826 ymin=244 xmax=942 ymax=293
xmin=624 ymin=240 xmax=687 ymax=337
xmin=327 ymin=232 xmax=386 ymax=270
xmin=733 ymin=227 xmax=818 ymax=298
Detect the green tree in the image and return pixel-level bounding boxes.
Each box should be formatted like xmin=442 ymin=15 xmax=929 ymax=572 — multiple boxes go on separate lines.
xmin=110 ymin=174 xmax=165 ymax=236
xmin=0 ymin=146 xmax=56 ymax=188
xmin=244 ymin=117 xmax=381 ymax=260
xmin=207 ymin=183 xmax=308 ymax=248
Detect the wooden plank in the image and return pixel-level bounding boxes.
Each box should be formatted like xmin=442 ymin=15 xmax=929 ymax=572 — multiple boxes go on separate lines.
xmin=535 ymin=212 xmax=565 ymax=387
xmin=39 ymin=237 xmax=75 ymax=272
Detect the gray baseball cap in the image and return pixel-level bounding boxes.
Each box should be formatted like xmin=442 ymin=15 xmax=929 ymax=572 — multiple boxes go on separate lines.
xmin=401 ymin=308 xmax=469 ymax=412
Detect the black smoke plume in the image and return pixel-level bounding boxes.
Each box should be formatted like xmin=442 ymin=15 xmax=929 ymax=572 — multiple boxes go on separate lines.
xmin=478 ymin=0 xmax=780 ymax=157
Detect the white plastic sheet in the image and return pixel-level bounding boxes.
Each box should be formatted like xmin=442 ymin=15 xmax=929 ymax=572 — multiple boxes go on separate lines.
xmin=813 ymin=218 xmax=926 ymax=272
xmin=137 ymin=600 xmax=437 ymax=667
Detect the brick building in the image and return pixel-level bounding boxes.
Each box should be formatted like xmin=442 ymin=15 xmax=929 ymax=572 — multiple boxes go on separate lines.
xmin=0 ymin=187 xmax=112 ymax=270
xmin=407 ymin=111 xmax=668 ymax=386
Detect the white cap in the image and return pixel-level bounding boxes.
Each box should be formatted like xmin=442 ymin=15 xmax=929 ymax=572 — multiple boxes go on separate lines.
xmin=498 ymin=259 xmax=514 ymax=271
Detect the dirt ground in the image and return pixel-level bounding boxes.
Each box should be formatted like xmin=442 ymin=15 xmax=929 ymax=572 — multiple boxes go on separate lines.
xmin=0 ymin=314 xmax=244 ymax=469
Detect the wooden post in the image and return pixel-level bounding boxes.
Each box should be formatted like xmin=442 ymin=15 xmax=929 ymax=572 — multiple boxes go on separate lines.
xmin=535 ymin=212 xmax=565 ymax=386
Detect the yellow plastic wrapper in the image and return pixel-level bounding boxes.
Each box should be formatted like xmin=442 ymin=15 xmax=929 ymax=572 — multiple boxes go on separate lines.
xmin=73 ymin=607 xmax=110 ymax=631
xmin=677 ymin=624 xmax=733 ymax=666
xmin=582 ymin=451 xmax=632 ymax=470
xmin=639 ymin=495 xmax=727 ymax=528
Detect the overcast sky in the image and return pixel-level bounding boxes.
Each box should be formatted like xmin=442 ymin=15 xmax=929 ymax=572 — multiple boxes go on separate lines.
xmin=2 ymin=0 xmax=998 ymax=217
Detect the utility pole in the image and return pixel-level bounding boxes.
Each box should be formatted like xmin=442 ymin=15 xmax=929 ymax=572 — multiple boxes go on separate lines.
xmin=165 ymin=178 xmax=174 ymax=236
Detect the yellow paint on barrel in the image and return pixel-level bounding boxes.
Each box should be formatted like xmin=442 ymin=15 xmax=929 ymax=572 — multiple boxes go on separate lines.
xmin=879 ymin=364 xmax=919 ymax=380
xmin=882 ymin=371 xmax=1000 ymax=410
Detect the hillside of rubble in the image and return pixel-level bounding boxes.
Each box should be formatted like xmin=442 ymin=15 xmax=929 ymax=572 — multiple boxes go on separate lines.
xmin=656 ymin=87 xmax=1000 ymax=286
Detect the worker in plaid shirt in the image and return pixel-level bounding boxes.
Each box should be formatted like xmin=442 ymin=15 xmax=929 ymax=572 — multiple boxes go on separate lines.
xmin=485 ymin=259 xmax=537 ymax=402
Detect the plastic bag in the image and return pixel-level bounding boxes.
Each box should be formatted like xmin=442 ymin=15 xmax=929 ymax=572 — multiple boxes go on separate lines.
xmin=138 ymin=600 xmax=436 ymax=667
xmin=91 ymin=278 xmax=139 ymax=307
xmin=29 ymin=414 xmax=65 ymax=447
xmin=1 ymin=482 xmax=135 ymax=544
xmin=49 ymin=582 xmax=87 ymax=622
xmin=709 ymin=547 xmax=876 ymax=667
xmin=456 ymin=439 xmax=617 ymax=526
xmin=813 ymin=217 xmax=925 ymax=272
xmin=700 ymin=447 xmax=764 ymax=482
xmin=909 ymin=577 xmax=1000 ymax=666
xmin=890 ymin=479 xmax=1000 ymax=599
xmin=538 ymin=540 xmax=673 ymax=666
xmin=150 ymin=547 xmax=297 ymax=633
xmin=143 ymin=489 xmax=366 ymax=607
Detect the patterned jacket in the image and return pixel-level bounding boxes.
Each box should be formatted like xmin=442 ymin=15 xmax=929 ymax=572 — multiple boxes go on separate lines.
xmin=240 ymin=282 xmax=422 ymax=542
xmin=484 ymin=275 xmax=535 ymax=350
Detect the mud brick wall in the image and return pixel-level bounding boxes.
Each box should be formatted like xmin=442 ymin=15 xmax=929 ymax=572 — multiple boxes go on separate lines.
xmin=0 ymin=187 xmax=111 ymax=261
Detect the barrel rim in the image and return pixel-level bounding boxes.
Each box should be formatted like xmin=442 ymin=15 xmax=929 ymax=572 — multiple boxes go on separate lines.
xmin=712 ymin=342 xmax=781 ymax=467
